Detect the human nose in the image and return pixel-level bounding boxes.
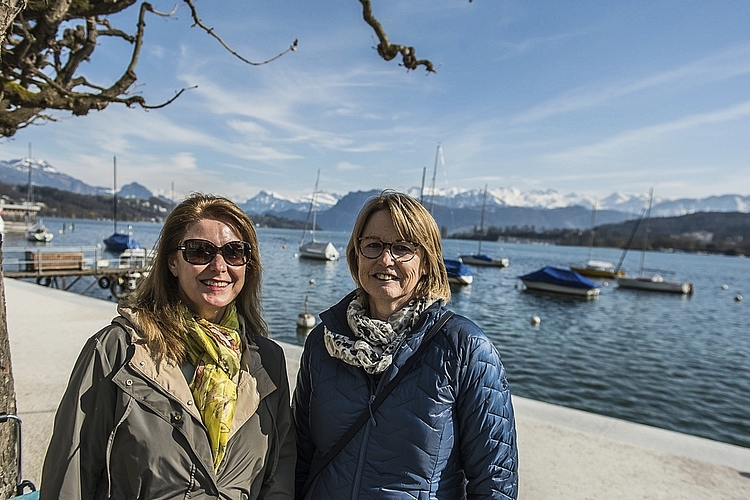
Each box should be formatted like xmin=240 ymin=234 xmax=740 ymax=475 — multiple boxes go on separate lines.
xmin=378 ymin=243 xmax=397 ymax=263
xmin=207 ymin=251 xmax=229 ymax=271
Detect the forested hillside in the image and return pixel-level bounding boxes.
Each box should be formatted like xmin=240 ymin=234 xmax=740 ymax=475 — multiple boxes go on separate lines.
xmin=451 ymin=211 xmax=750 ymax=256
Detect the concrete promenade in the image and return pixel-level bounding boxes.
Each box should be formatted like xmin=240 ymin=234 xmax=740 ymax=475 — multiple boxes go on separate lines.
xmin=4 ymin=277 xmax=750 ymax=499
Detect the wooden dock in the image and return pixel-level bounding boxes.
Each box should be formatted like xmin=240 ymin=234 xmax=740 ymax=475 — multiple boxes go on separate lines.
xmin=1 ymin=246 xmax=152 ymax=298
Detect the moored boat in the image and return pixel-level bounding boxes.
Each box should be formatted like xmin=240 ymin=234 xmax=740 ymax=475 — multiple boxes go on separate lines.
xmin=460 ymin=253 xmax=510 ymax=268
xmin=298 ymin=169 xmax=339 ymax=261
xmin=519 ymin=266 xmax=600 ymax=297
xmin=444 ymin=258 xmax=473 ymax=285
xmin=571 ymin=259 xmax=624 ymax=279
xmin=25 ymin=220 xmax=54 ymax=243
xmin=458 ymin=185 xmax=509 ymax=268
xmin=616 ymin=275 xmax=693 ymax=294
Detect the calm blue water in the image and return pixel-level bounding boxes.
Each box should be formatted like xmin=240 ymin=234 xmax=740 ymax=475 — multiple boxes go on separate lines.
xmin=3 ymin=218 xmax=749 ymax=448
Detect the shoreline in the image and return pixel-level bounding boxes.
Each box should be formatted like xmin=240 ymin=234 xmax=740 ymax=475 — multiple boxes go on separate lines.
xmin=4 ymin=277 xmax=750 ymax=498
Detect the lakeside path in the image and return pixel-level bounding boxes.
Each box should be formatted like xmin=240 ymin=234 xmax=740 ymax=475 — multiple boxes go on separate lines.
xmin=4 ymin=277 xmax=750 ymax=499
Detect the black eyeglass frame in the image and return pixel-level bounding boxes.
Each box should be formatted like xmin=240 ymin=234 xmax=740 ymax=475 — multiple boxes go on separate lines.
xmin=357 ymin=237 xmax=420 ymax=263
xmin=176 ymin=239 xmax=252 ymax=266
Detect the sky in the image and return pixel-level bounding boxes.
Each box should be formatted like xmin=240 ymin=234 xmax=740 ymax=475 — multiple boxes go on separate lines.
xmin=2 ymin=0 xmax=750 ymax=203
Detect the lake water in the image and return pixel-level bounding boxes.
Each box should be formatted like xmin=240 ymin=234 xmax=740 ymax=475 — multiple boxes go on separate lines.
xmin=2 ymin=218 xmax=749 ymax=449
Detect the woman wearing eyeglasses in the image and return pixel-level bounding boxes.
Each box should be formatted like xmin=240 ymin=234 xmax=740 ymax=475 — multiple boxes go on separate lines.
xmin=40 ymin=193 xmax=295 ymax=500
xmin=293 ymin=191 xmax=518 ymax=500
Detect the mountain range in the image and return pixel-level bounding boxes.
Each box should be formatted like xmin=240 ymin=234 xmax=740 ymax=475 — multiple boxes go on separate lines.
xmin=2 ymin=157 xmax=749 ymax=233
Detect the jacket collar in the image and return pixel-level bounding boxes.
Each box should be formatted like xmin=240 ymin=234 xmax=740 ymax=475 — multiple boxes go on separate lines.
xmin=114 ymin=308 xmax=276 ymax=435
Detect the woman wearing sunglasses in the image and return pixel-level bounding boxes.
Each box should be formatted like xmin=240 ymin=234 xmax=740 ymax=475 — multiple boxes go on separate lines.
xmin=40 ymin=193 xmax=295 ymax=500
xmin=293 ymin=191 xmax=518 ymax=500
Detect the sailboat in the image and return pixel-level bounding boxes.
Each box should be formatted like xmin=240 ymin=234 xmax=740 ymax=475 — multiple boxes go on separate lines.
xmin=570 ymin=201 xmax=624 ymax=279
xmin=103 ymin=156 xmax=141 ymax=253
xmin=616 ymin=189 xmax=693 ymax=294
xmin=459 ymin=185 xmax=509 ymax=268
xmin=421 ymin=145 xmax=476 ymax=283
xmin=298 ymin=170 xmax=339 ymax=261
xmin=23 ymin=148 xmax=53 ymax=243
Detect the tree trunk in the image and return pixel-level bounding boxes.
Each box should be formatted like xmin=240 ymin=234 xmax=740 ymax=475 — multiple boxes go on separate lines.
xmin=0 ymin=235 xmax=19 ymax=498
xmin=1 ymin=2 xmax=28 ymax=491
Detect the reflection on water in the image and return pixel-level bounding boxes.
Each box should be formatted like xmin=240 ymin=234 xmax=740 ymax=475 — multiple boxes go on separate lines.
xmin=2 ymin=219 xmax=749 ymax=448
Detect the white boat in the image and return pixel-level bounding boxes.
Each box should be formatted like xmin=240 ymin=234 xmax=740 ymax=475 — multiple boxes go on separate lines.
xmin=519 ymin=266 xmax=600 ymax=297
xmin=615 ymin=189 xmax=693 ymax=295
xmin=25 ymin=220 xmax=54 ymax=242
xmin=458 ymin=184 xmax=509 ymax=268
xmin=298 ymin=169 xmax=339 ymax=261
xmin=616 ymin=275 xmax=693 ymax=294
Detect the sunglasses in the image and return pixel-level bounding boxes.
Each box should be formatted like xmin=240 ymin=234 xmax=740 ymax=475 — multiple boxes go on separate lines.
xmin=358 ymin=237 xmax=419 ymax=263
xmin=177 ymin=239 xmax=252 ymax=266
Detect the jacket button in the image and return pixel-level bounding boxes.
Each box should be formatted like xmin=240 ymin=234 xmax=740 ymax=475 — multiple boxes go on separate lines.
xmin=171 ymin=412 xmax=183 ymax=425
xmin=125 ymin=379 xmax=133 ymax=386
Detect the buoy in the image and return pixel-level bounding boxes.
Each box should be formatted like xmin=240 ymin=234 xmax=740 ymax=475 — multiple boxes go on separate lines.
xmin=309 ymin=279 xmax=316 ymax=285
xmin=98 ymin=276 xmax=112 ymax=289
xmin=282 ymin=244 xmax=287 ymax=249
xmin=296 ymin=296 xmax=316 ymax=329
xmin=721 ymin=284 xmax=729 ymax=290
xmin=736 ymin=295 xmax=743 ymax=302
xmin=530 ymin=316 xmax=541 ymax=326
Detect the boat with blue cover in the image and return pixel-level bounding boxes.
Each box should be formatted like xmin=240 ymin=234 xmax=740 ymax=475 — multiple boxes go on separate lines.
xmin=519 ymin=266 xmax=600 ymax=297
xmin=444 ymin=258 xmax=473 ymax=285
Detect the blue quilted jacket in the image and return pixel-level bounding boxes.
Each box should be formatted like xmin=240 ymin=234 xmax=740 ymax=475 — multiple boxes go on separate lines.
xmin=293 ymin=292 xmax=518 ymax=499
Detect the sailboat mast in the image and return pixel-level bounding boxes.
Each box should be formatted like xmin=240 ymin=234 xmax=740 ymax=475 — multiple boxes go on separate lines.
xmin=428 ymin=145 xmax=441 ymax=214
xmin=587 ymin=201 xmax=597 ymax=261
xmin=477 ymin=184 xmax=488 ymax=254
xmin=25 ymin=143 xmax=32 ymax=227
xmin=113 ymin=156 xmax=118 ymax=234
xmin=639 ymin=188 xmax=654 ymax=275
xmin=300 ymin=169 xmax=321 ymax=246
xmin=310 ymin=170 xmax=320 ymax=242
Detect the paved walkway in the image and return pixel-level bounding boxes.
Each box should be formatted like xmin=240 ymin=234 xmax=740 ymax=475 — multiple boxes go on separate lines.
xmin=4 ymin=277 xmax=750 ymax=499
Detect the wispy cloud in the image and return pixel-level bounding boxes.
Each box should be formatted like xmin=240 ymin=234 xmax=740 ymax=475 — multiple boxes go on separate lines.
xmin=546 ymin=100 xmax=750 ymax=163
xmin=516 ymin=44 xmax=750 ymax=123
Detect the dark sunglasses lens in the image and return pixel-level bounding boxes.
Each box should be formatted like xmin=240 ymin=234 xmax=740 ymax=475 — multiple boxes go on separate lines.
xmin=222 ymin=242 xmax=249 ymax=265
xmin=184 ymin=240 xmax=216 ymax=264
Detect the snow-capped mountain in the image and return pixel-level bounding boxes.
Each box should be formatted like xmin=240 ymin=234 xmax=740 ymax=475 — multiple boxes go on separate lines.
xmin=0 ymin=158 xmax=110 ymax=196
xmin=2 ymin=157 xmax=748 ymax=218
xmin=240 ymin=190 xmax=341 ymax=214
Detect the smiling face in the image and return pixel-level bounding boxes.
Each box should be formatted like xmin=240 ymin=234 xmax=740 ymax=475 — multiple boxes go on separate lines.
xmin=357 ymin=209 xmax=425 ymax=320
xmin=168 ymin=218 xmax=246 ymax=323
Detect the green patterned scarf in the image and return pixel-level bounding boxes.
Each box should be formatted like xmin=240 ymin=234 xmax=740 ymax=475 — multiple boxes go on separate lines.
xmin=182 ymin=303 xmax=243 ymax=470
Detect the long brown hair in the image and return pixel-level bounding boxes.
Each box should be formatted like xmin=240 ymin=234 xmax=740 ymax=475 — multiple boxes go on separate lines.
xmin=126 ymin=193 xmax=267 ymax=362
xmin=345 ymin=190 xmax=451 ymax=303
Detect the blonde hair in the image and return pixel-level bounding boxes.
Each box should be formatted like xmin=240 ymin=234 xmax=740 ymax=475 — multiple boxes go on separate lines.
xmin=126 ymin=193 xmax=267 ymax=362
xmin=345 ymin=190 xmax=450 ymax=303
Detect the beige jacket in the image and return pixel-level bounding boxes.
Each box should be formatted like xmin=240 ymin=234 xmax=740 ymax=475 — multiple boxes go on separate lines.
xmin=40 ymin=307 xmax=295 ymax=500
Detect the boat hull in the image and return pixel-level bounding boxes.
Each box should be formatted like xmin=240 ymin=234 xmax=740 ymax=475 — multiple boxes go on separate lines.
xmin=570 ymin=260 xmax=624 ymax=279
xmin=521 ymin=279 xmax=601 ymax=297
xmin=616 ymin=276 xmax=693 ymax=294
xmin=459 ymin=254 xmax=509 ymax=268
xmin=299 ymin=241 xmax=339 ymax=261
xmin=444 ymin=258 xmax=473 ymax=285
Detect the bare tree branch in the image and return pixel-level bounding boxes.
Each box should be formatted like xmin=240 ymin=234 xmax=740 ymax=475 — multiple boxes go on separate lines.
xmin=360 ymin=0 xmax=436 ymax=73
xmin=184 ymin=0 xmax=298 ymax=66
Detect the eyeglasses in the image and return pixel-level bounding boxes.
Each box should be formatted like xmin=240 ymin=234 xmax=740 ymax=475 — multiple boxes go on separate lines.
xmin=358 ymin=237 xmax=419 ymax=263
xmin=177 ymin=239 xmax=252 ymax=266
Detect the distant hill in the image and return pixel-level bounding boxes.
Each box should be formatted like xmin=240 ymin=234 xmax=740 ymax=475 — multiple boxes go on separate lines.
xmin=2 ymin=156 xmax=750 ymax=233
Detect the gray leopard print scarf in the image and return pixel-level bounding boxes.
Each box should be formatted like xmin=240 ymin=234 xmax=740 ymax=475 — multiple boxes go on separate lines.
xmin=324 ymin=291 xmax=435 ymax=374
